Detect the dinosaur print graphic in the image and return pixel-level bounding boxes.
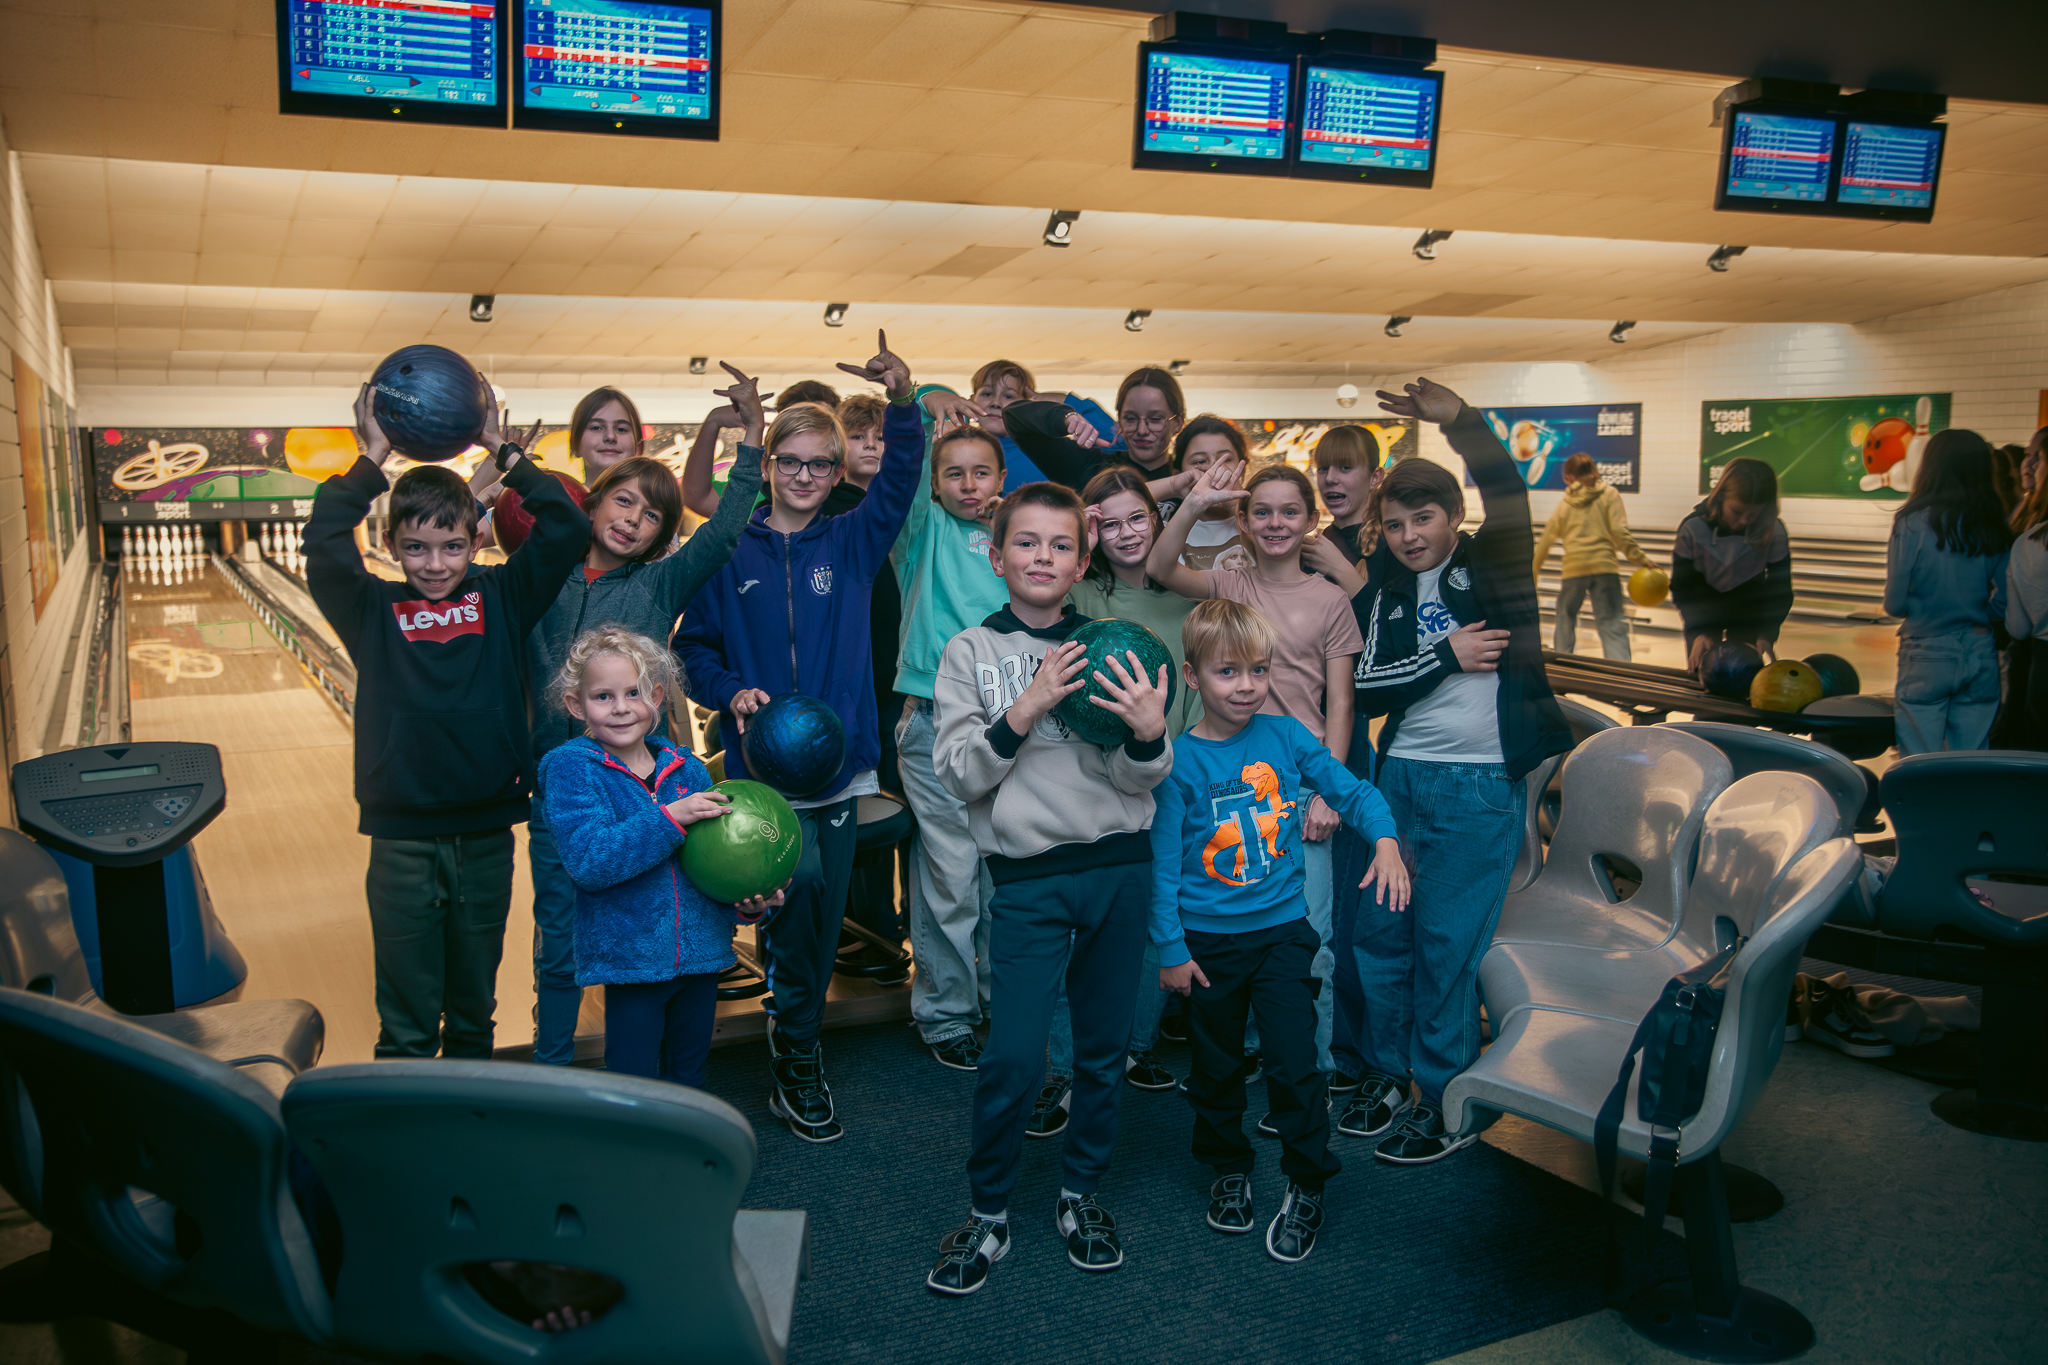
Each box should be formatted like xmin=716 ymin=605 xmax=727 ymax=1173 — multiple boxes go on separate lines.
xmin=1200 ymin=761 xmax=1295 ymax=887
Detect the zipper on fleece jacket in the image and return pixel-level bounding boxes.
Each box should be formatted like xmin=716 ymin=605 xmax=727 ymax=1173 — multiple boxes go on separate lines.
xmin=782 ymin=530 xmax=799 ymax=691
xmin=597 ymin=746 xmax=691 ymax=969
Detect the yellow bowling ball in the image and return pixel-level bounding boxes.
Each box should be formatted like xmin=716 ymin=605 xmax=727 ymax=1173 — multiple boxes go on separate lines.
xmin=1750 ymin=659 xmax=1824 ymax=713
xmin=1628 ymin=567 xmax=1670 ymax=607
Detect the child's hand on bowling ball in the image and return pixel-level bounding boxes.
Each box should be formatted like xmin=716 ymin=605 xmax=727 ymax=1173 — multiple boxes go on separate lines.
xmin=733 ymin=880 xmax=789 ymax=924
xmin=1007 ymin=640 xmax=1089 ymax=736
xmin=1686 ymin=635 xmax=1712 ymax=674
xmin=1159 ymin=959 xmax=1210 ymax=996
xmin=665 ymin=789 xmax=731 ymax=827
xmin=729 ymin=688 xmax=772 ymax=734
xmin=1087 ymin=649 xmax=1169 ymax=745
xmin=836 ymin=330 xmax=914 ymax=403
xmin=1361 ymin=836 xmax=1411 ymax=912
xmin=353 ymin=382 xmax=394 ymax=469
xmin=1448 ymin=621 xmax=1509 ymax=673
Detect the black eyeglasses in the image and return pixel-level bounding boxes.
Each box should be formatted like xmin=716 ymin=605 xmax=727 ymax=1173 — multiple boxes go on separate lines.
xmin=773 ymin=455 xmax=842 ymax=478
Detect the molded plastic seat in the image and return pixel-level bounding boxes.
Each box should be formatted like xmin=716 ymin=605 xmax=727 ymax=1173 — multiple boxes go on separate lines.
xmin=1534 ymin=698 xmax=1621 ymax=843
xmin=1481 ymin=773 xmax=1838 ymax=1029
xmin=0 ymin=989 xmax=332 ymax=1342
xmin=1872 ymin=751 xmax=2048 ymax=944
xmin=282 ymin=1061 xmax=809 ymax=1365
xmin=1658 ymin=722 xmax=1870 ymax=841
xmin=1494 ymin=727 xmax=1733 ymax=953
xmin=1448 ymin=837 xmax=1862 ymax=1157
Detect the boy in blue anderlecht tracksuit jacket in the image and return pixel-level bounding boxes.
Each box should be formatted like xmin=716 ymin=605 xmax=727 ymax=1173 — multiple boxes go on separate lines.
xmin=674 ymin=337 xmax=926 ymax=1144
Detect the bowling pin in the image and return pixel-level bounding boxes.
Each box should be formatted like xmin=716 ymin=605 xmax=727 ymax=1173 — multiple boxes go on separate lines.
xmin=260 ymin=522 xmax=272 ymax=555
xmin=1900 ymin=395 xmax=1933 ymax=491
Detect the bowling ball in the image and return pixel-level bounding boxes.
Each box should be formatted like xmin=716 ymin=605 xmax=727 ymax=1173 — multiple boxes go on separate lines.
xmin=740 ymin=692 xmax=847 ymax=799
xmin=1054 ymin=617 xmax=1177 ymax=746
xmin=1802 ymin=652 xmax=1861 ymax=698
xmin=370 ymin=345 xmax=488 ymax=462
xmin=1862 ymin=416 xmax=1913 ymax=477
xmin=1699 ymin=640 xmax=1765 ymax=699
xmin=1751 ymin=659 xmax=1825 ymax=713
xmin=1628 ymin=567 xmax=1671 ymax=607
xmin=680 ymin=780 xmax=801 ymax=904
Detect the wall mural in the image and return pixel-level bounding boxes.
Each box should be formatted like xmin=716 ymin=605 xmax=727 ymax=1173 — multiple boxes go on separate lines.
xmin=16 ymin=357 xmax=84 ymax=619
xmin=1698 ymin=393 xmax=1951 ymax=499
xmin=1476 ymin=403 xmax=1642 ymax=492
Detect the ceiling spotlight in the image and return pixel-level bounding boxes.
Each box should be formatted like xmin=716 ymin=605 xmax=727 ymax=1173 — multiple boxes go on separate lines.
xmin=1609 ymin=320 xmax=1637 ymax=344
xmin=1044 ymin=210 xmax=1080 ymax=247
xmin=468 ymin=294 xmax=495 ymax=323
xmin=1124 ymin=309 xmax=1152 ymax=333
xmin=1336 ymin=383 xmax=1360 ymax=409
xmin=1168 ymin=358 xmax=1190 ymax=376
xmin=823 ymin=302 xmax=849 ymax=327
xmin=688 ymin=357 xmax=708 ymax=374
xmin=1412 ymin=229 xmax=1453 ymax=261
xmin=1384 ymin=315 xmax=1412 ymax=338
xmin=1706 ymin=244 xmax=1749 ymax=273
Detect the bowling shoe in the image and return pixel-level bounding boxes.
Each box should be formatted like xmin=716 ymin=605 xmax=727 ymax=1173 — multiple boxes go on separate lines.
xmin=767 ymin=1021 xmax=843 ymax=1144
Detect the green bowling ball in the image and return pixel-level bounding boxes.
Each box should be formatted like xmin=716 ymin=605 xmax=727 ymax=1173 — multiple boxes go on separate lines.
xmin=680 ymin=779 xmax=801 ymax=904
xmin=1054 ymin=617 xmax=1176 ymax=747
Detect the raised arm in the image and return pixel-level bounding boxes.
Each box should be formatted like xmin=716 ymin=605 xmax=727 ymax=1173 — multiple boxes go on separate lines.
xmin=834 ymin=333 xmax=980 ymax=575
xmin=304 ymin=384 xmax=398 ymax=651
xmin=681 ymin=363 xmax=767 ymax=519
xmin=1003 ymin=400 xmax=1114 ymax=490
xmin=496 ymin=452 xmax=592 ymax=635
xmin=1145 ymin=458 xmax=1245 ymax=599
xmin=646 ymin=440 xmax=762 ymax=619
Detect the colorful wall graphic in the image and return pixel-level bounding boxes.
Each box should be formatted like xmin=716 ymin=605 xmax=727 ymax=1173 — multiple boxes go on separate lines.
xmin=1698 ymin=393 xmax=1951 ymax=499
xmin=1475 ymin=403 xmax=1642 ymax=492
xmin=15 ymin=357 xmax=83 ymax=619
xmin=1243 ymin=417 xmax=1419 ymax=472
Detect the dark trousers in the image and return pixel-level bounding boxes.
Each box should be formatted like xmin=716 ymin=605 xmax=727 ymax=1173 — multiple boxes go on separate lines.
xmin=365 ymin=829 xmax=515 ymax=1059
xmin=604 ymin=972 xmax=720 ymax=1088
xmin=1185 ymin=918 xmax=1340 ymax=1193
xmin=762 ymin=797 xmax=857 ymax=1046
xmin=968 ymin=861 xmax=1150 ymax=1214
xmin=1328 ymin=731 xmax=1375 ymax=1080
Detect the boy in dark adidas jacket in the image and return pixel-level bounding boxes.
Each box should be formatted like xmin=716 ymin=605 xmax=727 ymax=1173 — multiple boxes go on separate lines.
xmin=306 ymin=382 xmax=588 ymax=1059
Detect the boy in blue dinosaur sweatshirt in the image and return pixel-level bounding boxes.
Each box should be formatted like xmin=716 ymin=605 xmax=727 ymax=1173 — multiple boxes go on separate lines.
xmin=539 ymin=627 xmax=784 ymax=1087
xmin=1152 ymin=598 xmax=1408 ymax=1266
xmin=675 ymin=331 xmax=973 ymax=1143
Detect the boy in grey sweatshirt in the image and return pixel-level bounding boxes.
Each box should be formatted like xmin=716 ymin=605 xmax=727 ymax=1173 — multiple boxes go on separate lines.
xmin=924 ymin=482 xmax=1173 ymax=1298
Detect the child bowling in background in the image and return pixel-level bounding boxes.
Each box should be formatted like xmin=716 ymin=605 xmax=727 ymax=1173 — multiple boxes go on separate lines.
xmin=1148 ymin=461 xmax=1362 ymax=1092
xmin=1883 ymin=430 xmax=2014 ymax=754
xmin=540 ymin=627 xmax=785 ymax=1087
xmin=307 ymin=381 xmax=588 ymax=1059
xmin=1153 ymin=599 xmax=1407 ymax=1263
xmin=1671 ymin=457 xmax=1794 ymax=673
xmin=1347 ymin=378 xmax=1573 ymax=1164
xmin=1533 ymin=451 xmax=1653 ymax=661
xmin=926 ymin=483 xmax=1173 ymax=1296
xmin=674 ymin=332 xmax=929 ymax=1145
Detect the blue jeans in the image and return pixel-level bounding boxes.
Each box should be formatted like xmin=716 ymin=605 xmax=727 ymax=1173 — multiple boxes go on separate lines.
xmin=898 ymin=698 xmax=991 ymax=1043
xmin=1353 ymin=756 xmax=1525 ymax=1105
xmin=1894 ymin=629 xmax=1999 ymax=756
xmin=1554 ymin=573 xmax=1632 ymax=661
xmin=528 ymin=796 xmax=581 ymax=1065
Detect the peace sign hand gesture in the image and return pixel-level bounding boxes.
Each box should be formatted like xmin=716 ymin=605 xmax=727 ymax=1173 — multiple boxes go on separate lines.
xmin=836 ymin=330 xmax=914 ymax=403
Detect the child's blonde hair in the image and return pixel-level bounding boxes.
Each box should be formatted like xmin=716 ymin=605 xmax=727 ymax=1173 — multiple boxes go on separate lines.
xmin=766 ymin=401 xmax=846 ymax=464
xmin=1182 ymin=598 xmax=1277 ymax=672
xmin=552 ymin=626 xmax=682 ymax=724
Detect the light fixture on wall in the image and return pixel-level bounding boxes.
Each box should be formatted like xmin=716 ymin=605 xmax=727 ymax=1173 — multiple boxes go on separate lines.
xmin=1168 ymin=358 xmax=1190 ymax=376
xmin=1609 ymin=320 xmax=1637 ymax=344
xmin=823 ymin=302 xmax=849 ymax=327
xmin=1044 ymin=210 xmax=1080 ymax=247
xmin=1706 ymin=244 xmax=1748 ymax=273
xmin=1384 ymin=315 xmax=1412 ymax=338
xmin=469 ymin=294 xmax=495 ymax=323
xmin=1336 ymin=383 xmax=1360 ymax=409
xmin=1412 ymin=229 xmax=1453 ymax=261
xmin=688 ymin=357 xmax=708 ymax=374
xmin=1124 ymin=309 xmax=1152 ymax=332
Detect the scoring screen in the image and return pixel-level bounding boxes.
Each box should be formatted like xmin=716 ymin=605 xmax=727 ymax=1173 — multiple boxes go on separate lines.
xmin=1141 ymin=49 xmax=1291 ymax=162
xmin=1723 ymin=110 xmax=1836 ymax=203
xmin=1838 ymin=121 xmax=1943 ymax=210
xmin=285 ymin=0 xmax=501 ymax=107
xmin=1298 ymin=63 xmax=1439 ymax=172
xmin=521 ymin=0 xmax=715 ymax=122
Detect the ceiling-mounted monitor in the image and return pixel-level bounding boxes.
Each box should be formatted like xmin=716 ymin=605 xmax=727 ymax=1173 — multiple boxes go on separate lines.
xmin=1290 ymin=56 xmax=1443 ymax=187
xmin=513 ymin=0 xmax=720 ymax=138
xmin=1133 ymin=42 xmax=1293 ymax=177
xmin=1835 ymin=118 xmax=1945 ymax=221
xmin=1716 ymin=108 xmax=1836 ymax=214
xmin=277 ymin=0 xmax=508 ymax=126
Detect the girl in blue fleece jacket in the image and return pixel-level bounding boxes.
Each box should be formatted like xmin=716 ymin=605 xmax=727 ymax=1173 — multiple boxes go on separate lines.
xmin=539 ymin=626 xmax=784 ymax=1089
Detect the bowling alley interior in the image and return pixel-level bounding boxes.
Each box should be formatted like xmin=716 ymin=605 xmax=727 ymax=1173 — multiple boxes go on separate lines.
xmin=0 ymin=0 xmax=2042 ymax=1360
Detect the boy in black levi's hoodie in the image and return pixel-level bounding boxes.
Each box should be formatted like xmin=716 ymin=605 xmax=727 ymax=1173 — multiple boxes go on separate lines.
xmin=306 ymin=383 xmax=589 ymax=1058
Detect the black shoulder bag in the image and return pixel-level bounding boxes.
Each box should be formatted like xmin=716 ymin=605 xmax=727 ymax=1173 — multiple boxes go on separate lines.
xmin=1593 ymin=942 xmax=1740 ymax=1295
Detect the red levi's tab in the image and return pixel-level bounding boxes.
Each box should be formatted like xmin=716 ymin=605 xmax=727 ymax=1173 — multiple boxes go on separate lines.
xmin=392 ymin=590 xmax=485 ymax=643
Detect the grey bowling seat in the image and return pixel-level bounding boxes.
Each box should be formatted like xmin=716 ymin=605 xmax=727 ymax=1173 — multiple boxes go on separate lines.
xmin=1508 ymin=700 xmax=1623 ymax=895
xmin=283 ymin=1061 xmax=810 ymax=1365
xmin=0 ymin=988 xmax=333 ymax=1342
xmin=0 ymin=827 xmax=321 ymax=1092
xmin=1658 ymin=722 xmax=1871 ymax=840
xmin=1494 ymin=727 xmax=1733 ymax=952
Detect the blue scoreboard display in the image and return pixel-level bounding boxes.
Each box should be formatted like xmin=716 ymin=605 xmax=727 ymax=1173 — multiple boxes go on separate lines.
xmin=1838 ymin=120 xmax=1945 ymax=212
xmin=515 ymin=0 xmax=720 ymax=137
xmin=1720 ymin=110 xmax=1836 ymax=206
xmin=277 ymin=0 xmax=507 ymax=126
xmin=1133 ymin=44 xmax=1292 ymax=176
xmin=1292 ymin=59 xmax=1443 ymax=186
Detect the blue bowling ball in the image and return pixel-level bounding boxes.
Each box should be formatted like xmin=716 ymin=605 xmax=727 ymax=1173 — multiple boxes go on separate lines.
xmin=370 ymin=344 xmax=488 ymax=462
xmin=740 ymin=693 xmax=847 ymax=800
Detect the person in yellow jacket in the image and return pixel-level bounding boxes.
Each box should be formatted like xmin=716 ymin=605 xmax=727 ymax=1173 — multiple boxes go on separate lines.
xmin=1532 ymin=453 xmax=1653 ymax=660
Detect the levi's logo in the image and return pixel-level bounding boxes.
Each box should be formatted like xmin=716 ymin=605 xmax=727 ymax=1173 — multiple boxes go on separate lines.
xmin=394 ymin=590 xmax=484 ymax=643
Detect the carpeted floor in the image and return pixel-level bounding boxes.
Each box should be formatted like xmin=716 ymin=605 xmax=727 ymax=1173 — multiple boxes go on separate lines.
xmin=709 ymin=1021 xmax=1685 ymax=1365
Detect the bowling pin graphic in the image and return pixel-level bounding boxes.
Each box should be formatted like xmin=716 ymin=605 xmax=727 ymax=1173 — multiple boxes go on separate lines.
xmin=1898 ymin=396 xmax=1933 ymax=492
